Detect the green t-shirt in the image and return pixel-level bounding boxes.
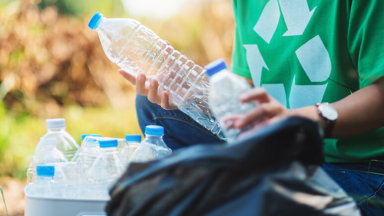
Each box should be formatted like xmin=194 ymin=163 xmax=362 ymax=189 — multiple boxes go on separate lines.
xmin=232 ymin=0 xmax=384 ymax=163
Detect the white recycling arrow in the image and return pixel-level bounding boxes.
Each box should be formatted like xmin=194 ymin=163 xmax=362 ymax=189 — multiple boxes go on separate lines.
xmin=289 ymin=77 xmax=328 ymax=109
xmin=254 ymin=0 xmax=281 ymax=44
xmin=243 ymin=44 xmax=269 ymax=87
xmin=279 ymin=0 xmax=316 ymax=36
xmin=263 ymin=84 xmax=287 ymax=107
xmin=296 ymin=35 xmax=331 ymax=82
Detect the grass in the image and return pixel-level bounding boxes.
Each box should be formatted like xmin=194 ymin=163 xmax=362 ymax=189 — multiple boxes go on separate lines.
xmin=0 ymin=96 xmax=141 ymax=179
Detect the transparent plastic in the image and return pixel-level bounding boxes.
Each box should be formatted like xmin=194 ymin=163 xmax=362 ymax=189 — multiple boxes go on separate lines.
xmin=131 ymin=127 xmax=172 ymax=162
xmin=27 ymin=137 xmax=69 ymax=183
xmin=25 ymin=166 xmax=61 ymax=198
xmin=207 ymin=65 xmax=256 ymax=142
xmin=90 ymin=13 xmax=223 ymax=138
xmin=72 ymin=136 xmax=100 ymax=171
xmin=119 ymin=135 xmax=141 ymax=167
xmin=87 ymin=140 xmax=124 ymax=198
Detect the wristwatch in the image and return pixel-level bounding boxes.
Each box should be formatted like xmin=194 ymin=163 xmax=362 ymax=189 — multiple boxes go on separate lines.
xmin=315 ymin=103 xmax=338 ymax=137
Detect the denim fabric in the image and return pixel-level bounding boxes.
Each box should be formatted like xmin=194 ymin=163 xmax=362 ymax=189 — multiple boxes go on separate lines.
xmin=135 ymin=95 xmax=224 ymax=150
xmin=323 ymin=161 xmax=384 ymax=216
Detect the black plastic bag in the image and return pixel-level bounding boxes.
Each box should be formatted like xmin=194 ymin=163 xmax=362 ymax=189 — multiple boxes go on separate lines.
xmin=106 ymin=117 xmax=360 ymax=216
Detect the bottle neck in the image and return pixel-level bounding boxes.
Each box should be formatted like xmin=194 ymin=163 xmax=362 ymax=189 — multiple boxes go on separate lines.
xmin=96 ymin=18 xmax=105 ymax=31
xmin=36 ymin=176 xmax=54 ymax=181
xmin=100 ymin=147 xmax=118 ymax=152
xmin=47 ymin=128 xmax=65 ymax=133
xmin=145 ymin=135 xmax=163 ymax=140
xmin=143 ymin=135 xmax=167 ymax=148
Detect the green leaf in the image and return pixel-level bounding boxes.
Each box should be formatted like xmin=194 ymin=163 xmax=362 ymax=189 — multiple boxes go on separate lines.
xmin=0 ymin=185 xmax=9 ymax=216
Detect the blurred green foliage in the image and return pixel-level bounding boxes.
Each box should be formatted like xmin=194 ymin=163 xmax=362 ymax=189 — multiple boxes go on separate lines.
xmin=38 ymin=0 xmax=125 ymax=17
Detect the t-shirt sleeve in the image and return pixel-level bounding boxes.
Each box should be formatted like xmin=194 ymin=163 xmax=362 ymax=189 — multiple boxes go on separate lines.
xmin=231 ymin=25 xmax=252 ymax=79
xmin=348 ymin=0 xmax=384 ymax=88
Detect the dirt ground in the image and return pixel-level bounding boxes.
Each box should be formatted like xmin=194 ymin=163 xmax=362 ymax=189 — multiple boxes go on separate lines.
xmin=0 ymin=177 xmax=25 ymax=216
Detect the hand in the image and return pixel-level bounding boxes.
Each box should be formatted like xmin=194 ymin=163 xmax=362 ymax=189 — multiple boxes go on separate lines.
xmin=224 ymin=88 xmax=291 ymax=131
xmin=119 ymin=69 xmax=177 ymax=110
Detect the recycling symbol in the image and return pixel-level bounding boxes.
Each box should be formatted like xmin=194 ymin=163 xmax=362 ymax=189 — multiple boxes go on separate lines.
xmin=244 ymin=0 xmax=331 ymax=108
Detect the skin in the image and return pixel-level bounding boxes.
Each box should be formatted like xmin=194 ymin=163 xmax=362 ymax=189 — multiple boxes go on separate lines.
xmin=120 ymin=69 xmax=384 ymax=138
xmin=119 ymin=70 xmax=177 ymax=110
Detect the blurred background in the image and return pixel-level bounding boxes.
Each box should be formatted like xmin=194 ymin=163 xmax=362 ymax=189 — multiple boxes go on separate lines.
xmin=0 ymin=0 xmax=234 ymax=214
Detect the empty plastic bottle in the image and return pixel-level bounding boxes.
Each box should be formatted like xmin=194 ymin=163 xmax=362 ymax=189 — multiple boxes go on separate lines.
xmin=72 ymin=134 xmax=102 ymax=171
xmin=25 ymin=165 xmax=59 ymax=198
xmin=27 ymin=118 xmax=78 ymax=183
xmin=88 ymin=12 xmax=222 ymax=138
xmin=40 ymin=119 xmax=78 ymax=160
xmin=87 ymin=139 xmax=124 ymax=189
xmin=119 ymin=135 xmax=142 ymax=167
xmin=131 ymin=125 xmax=172 ymax=162
xmin=27 ymin=137 xmax=68 ymax=183
xmin=205 ymin=59 xmax=256 ymax=142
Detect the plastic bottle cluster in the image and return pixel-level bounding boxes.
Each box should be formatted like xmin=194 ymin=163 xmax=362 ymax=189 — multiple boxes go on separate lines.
xmin=25 ymin=118 xmax=172 ymax=200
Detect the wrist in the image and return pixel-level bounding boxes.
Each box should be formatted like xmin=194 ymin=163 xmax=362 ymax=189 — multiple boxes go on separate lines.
xmin=289 ymin=106 xmax=327 ymax=133
xmin=315 ymin=103 xmax=338 ymax=138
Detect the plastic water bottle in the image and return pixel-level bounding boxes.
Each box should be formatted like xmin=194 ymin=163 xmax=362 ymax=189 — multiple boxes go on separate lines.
xmin=205 ymin=59 xmax=256 ymax=142
xmin=88 ymin=12 xmax=222 ymax=139
xmin=27 ymin=118 xmax=78 ymax=183
xmin=131 ymin=125 xmax=172 ymax=162
xmin=27 ymin=137 xmax=68 ymax=183
xmin=87 ymin=139 xmax=124 ymax=192
xmin=72 ymin=134 xmax=102 ymax=170
xmin=119 ymin=135 xmax=142 ymax=167
xmin=25 ymin=165 xmax=60 ymax=198
xmin=40 ymin=118 xmax=79 ymax=160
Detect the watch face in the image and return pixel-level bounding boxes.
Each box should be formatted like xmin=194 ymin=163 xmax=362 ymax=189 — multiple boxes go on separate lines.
xmin=319 ymin=103 xmax=338 ymax=121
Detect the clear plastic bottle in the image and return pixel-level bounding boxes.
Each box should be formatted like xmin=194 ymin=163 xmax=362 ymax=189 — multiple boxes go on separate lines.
xmin=205 ymin=59 xmax=256 ymax=142
xmin=25 ymin=165 xmax=59 ymax=198
xmin=87 ymin=139 xmax=124 ymax=192
xmin=39 ymin=119 xmax=79 ymax=160
xmin=131 ymin=125 xmax=172 ymax=162
xmin=27 ymin=137 xmax=68 ymax=183
xmin=72 ymin=134 xmax=102 ymax=170
xmin=27 ymin=118 xmax=78 ymax=183
xmin=119 ymin=135 xmax=142 ymax=167
xmin=88 ymin=12 xmax=222 ymax=138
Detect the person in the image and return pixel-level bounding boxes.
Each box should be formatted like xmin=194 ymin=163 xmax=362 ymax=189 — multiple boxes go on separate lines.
xmin=119 ymin=0 xmax=384 ymax=215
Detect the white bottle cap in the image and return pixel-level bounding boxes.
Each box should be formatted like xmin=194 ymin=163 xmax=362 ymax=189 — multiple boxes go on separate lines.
xmin=46 ymin=118 xmax=66 ymax=129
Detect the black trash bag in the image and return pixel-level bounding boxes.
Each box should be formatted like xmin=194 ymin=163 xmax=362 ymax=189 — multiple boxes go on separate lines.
xmin=106 ymin=117 xmax=361 ymax=216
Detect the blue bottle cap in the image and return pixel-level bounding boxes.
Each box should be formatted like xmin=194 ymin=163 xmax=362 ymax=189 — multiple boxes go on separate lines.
xmin=204 ymin=59 xmax=228 ymax=77
xmin=125 ymin=135 xmax=142 ymax=143
xmin=88 ymin=12 xmax=103 ymax=30
xmin=99 ymin=139 xmax=118 ymax=148
xmin=81 ymin=134 xmax=102 ymax=142
xmin=36 ymin=165 xmax=55 ymax=177
xmin=145 ymin=125 xmax=164 ymax=136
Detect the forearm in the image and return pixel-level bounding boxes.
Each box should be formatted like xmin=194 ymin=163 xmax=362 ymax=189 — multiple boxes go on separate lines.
xmin=292 ymin=77 xmax=384 ymax=138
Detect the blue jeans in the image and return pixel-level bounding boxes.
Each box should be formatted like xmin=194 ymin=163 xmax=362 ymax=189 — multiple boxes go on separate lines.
xmin=135 ymin=95 xmax=224 ymax=150
xmin=323 ymin=161 xmax=384 ymax=216
xmin=136 ymin=94 xmax=384 ymax=215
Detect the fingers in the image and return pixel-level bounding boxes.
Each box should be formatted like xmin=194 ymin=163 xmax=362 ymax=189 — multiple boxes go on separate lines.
xmin=240 ymin=88 xmax=270 ymax=103
xmin=160 ymin=92 xmax=177 ymax=110
xmin=119 ymin=69 xmax=177 ymax=110
xmin=136 ymin=73 xmax=148 ymax=95
xmin=119 ymin=69 xmax=137 ymax=85
xmin=147 ymin=78 xmax=160 ymax=103
xmin=233 ymin=102 xmax=284 ymax=129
